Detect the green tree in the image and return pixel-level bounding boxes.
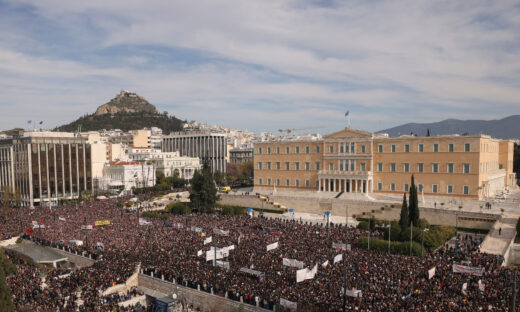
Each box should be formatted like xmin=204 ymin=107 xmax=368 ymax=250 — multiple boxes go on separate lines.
xmin=0 ymin=251 xmax=14 ymax=312
xmin=408 ymin=175 xmax=420 ymax=226
xmin=399 ymin=193 xmax=409 ymax=229
xmin=189 ymin=161 xmax=218 ymax=213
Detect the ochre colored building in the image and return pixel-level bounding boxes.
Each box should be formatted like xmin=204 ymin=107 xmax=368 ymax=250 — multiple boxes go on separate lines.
xmin=253 ymin=128 xmax=516 ymax=200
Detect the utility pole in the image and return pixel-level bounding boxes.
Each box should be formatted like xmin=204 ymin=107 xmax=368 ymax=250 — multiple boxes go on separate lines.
xmin=38 ymin=208 xmax=41 ymax=237
xmin=343 ymin=205 xmax=348 ymax=312
xmin=409 ymin=222 xmax=413 ymax=256
xmin=388 ymin=221 xmax=391 ymax=254
xmin=84 ymin=216 xmax=88 ymax=248
xmin=421 ymin=220 xmax=425 ymax=257
xmin=149 ymin=226 xmax=153 ymax=264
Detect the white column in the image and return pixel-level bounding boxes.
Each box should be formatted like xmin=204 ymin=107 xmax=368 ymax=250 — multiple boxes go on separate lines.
xmin=69 ymin=144 xmax=72 ymax=198
xmin=344 ymin=179 xmax=347 ymax=192
xmin=53 ymin=144 xmax=58 ymax=201
xmin=37 ymin=143 xmax=42 ymax=202
xmin=318 ymin=178 xmax=321 ymax=191
xmin=45 ymin=144 xmax=50 ymax=203
xmin=61 ymin=145 xmax=65 ymax=197
xmin=83 ymin=143 xmax=87 ymax=191
xmin=76 ymin=145 xmax=80 ymax=197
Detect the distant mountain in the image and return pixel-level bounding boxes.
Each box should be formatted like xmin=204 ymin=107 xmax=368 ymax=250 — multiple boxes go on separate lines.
xmin=56 ymin=90 xmax=184 ymax=133
xmin=378 ymin=115 xmax=520 ymax=139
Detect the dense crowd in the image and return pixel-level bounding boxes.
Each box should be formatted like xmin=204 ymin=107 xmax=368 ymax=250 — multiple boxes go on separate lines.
xmin=0 ymin=195 xmax=518 ymax=311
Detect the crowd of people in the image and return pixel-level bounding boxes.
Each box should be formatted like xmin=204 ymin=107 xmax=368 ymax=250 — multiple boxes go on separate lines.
xmin=0 ymin=194 xmax=518 ymax=311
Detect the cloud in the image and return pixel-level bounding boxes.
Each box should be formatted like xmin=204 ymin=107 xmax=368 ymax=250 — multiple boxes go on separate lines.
xmin=1 ymin=0 xmax=519 ymax=133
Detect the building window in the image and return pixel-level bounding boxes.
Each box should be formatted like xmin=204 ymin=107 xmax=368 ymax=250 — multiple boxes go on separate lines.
xmin=391 ymin=183 xmax=396 ymax=191
xmin=378 ymin=144 xmax=383 ymax=153
xmin=463 ymin=163 xmax=470 ymax=174
xmin=267 ymin=162 xmax=271 ymax=170
xmin=350 ymin=161 xmax=355 ymax=171
xmin=340 ymin=162 xmax=344 ymax=171
xmin=377 ymin=163 xmax=383 ymax=172
xmin=433 ymin=143 xmax=439 ymax=152
xmin=316 ymin=162 xmax=320 ymax=170
xmin=448 ymin=143 xmax=454 ymax=152
xmin=390 ymin=163 xmax=396 ymax=172
xmin=295 ymin=146 xmax=300 ymax=154
xmin=316 ymin=180 xmax=319 ymax=188
xmin=418 ymin=144 xmax=424 ymax=152
xmin=285 ymin=162 xmax=290 ymax=170
xmin=432 ymin=163 xmax=439 ymax=173
xmin=316 ymin=145 xmax=320 ymax=153
xmin=258 ymin=147 xmax=262 ymax=154
xmin=403 ymin=163 xmax=410 ymax=172
xmin=404 ymin=144 xmax=410 ymax=152
xmin=404 ymin=184 xmax=409 ymax=192
xmin=305 ymin=146 xmax=310 ymax=154
xmin=276 ymin=162 xmax=280 ymax=170
xmin=340 ymin=144 xmax=344 ymax=153
xmin=295 ymin=163 xmax=300 ymax=170
xmin=418 ymin=163 xmax=424 ymax=173
xmin=305 ymin=162 xmax=310 ymax=170
xmin=329 ymin=145 xmax=334 ymax=153
xmin=295 ymin=180 xmax=300 ymax=187
xmin=286 ymin=146 xmax=290 ymax=154
xmin=361 ymin=145 xmax=366 ymax=153
xmin=276 ymin=179 xmax=280 ymax=186
xmin=432 ymin=184 xmax=438 ymax=193
xmin=418 ymin=184 xmax=423 ymax=193
xmin=377 ymin=182 xmax=382 ymax=191
xmin=305 ymin=180 xmax=310 ymax=187
xmin=329 ymin=163 xmax=334 ymax=170
xmin=259 ymin=178 xmax=262 ymax=185
xmin=258 ymin=162 xmax=263 ymax=170
xmin=391 ymin=144 xmax=396 ymax=153
xmin=286 ymin=179 xmax=290 ymax=186
xmin=276 ymin=147 xmax=280 ymax=154
xmin=465 ymin=143 xmax=470 ymax=152
xmin=267 ymin=178 xmax=271 ymax=185
xmin=447 ymin=185 xmax=453 ymax=194
xmin=463 ymin=185 xmax=469 ymax=195
xmin=267 ymin=147 xmax=271 ymax=154
xmin=350 ymin=142 xmax=355 ymax=153
xmin=360 ymin=162 xmax=366 ymax=171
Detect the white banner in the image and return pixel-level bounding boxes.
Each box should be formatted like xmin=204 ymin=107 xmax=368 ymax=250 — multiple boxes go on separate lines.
xmin=344 ymin=289 xmax=362 ymax=298
xmin=453 ymin=264 xmax=484 ymax=276
xmin=478 ymin=279 xmax=485 ymax=292
xmin=174 ymin=223 xmax=184 ymax=229
xmin=215 ymin=260 xmax=230 ymax=270
xmin=197 ymin=250 xmax=203 ymax=257
xmin=462 ymin=282 xmax=468 ymax=295
xmin=191 ymin=226 xmax=202 ymax=232
xmin=282 ymin=258 xmax=305 ymax=269
xmin=279 ymin=298 xmax=297 ymax=311
xmin=58 ymin=217 xmax=66 ymax=222
xmin=333 ymin=254 xmax=343 ymax=264
xmin=322 ymin=260 xmax=329 ymax=268
xmin=266 ymin=241 xmax=279 ymax=251
xmin=428 ymin=267 xmax=436 ymax=280
xmin=332 ymin=242 xmax=346 ymax=250
xmin=204 ymin=236 xmax=212 ymax=245
xmin=80 ymin=225 xmax=93 ymax=230
xmin=296 ymin=268 xmax=308 ymax=282
xmin=213 ymin=228 xmax=229 ymax=236
xmin=138 ymin=218 xmax=151 ymax=226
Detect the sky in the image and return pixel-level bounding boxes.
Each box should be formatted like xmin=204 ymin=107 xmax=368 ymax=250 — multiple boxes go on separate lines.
xmin=1 ymin=0 xmax=519 ymax=134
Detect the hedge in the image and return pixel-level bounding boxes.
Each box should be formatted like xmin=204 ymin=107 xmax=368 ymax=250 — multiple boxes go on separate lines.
xmin=166 ymin=202 xmax=191 ymax=215
xmin=356 ymin=237 xmax=422 ymax=256
xmin=218 ymin=205 xmax=247 ymax=215
xmin=141 ymin=211 xmax=168 ymax=221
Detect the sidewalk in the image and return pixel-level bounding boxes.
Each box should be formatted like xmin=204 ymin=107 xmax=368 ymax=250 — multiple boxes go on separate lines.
xmin=480 ymin=214 xmax=517 ymax=256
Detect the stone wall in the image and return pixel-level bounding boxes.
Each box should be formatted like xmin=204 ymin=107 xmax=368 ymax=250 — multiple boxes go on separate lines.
xmin=52 ymin=247 xmax=96 ymax=267
xmin=138 ymin=274 xmax=269 ymax=312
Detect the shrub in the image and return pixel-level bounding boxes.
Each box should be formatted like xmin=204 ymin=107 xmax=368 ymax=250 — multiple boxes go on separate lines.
xmin=141 ymin=211 xmax=167 ymax=221
xmin=357 ymin=221 xmax=369 ymax=230
xmin=166 ymin=202 xmax=191 ymax=215
xmin=356 ymin=237 xmax=422 ymax=256
xmin=382 ymin=221 xmax=401 ymax=241
xmin=219 ymin=205 xmax=246 ymax=215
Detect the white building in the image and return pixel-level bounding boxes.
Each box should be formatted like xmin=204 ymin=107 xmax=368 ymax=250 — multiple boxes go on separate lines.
xmin=102 ymin=160 xmax=156 ymax=193
xmin=127 ymin=147 xmax=200 ymax=180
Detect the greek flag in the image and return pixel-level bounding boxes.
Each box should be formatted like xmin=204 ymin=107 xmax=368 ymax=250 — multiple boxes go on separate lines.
xmin=27 ymin=120 xmax=32 ymax=124
xmin=345 ymin=110 xmax=349 ymax=117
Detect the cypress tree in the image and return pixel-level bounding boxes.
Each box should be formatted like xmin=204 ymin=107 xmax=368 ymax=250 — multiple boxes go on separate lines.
xmin=409 ymin=175 xmax=420 ymax=226
xmin=189 ymin=160 xmax=218 ymax=213
xmin=0 ymin=255 xmax=14 ymax=312
xmin=399 ymin=193 xmax=409 ymax=229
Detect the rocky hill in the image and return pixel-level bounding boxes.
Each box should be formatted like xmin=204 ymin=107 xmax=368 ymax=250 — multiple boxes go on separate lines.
xmin=95 ymin=90 xmax=160 ymax=115
xmin=56 ymin=90 xmax=183 ymax=133
xmin=378 ymin=115 xmax=520 ymax=139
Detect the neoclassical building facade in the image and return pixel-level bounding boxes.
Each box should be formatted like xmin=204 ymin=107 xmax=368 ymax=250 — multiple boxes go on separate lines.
xmin=253 ymin=127 xmax=516 ymax=200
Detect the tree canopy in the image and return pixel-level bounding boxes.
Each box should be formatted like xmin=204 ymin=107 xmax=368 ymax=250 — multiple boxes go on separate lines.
xmin=189 ymin=161 xmax=218 ymax=213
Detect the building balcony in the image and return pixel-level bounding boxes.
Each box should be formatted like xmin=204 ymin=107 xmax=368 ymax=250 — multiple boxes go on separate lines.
xmin=318 ymin=170 xmax=373 ymax=179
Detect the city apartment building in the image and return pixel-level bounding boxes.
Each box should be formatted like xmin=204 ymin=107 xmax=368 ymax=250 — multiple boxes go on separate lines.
xmin=127 ymin=147 xmax=201 ymax=179
xmin=162 ymin=131 xmax=227 ymax=173
xmin=0 ymin=132 xmax=92 ymax=206
xmin=229 ymin=147 xmax=253 ymax=164
xmin=254 ymin=127 xmax=516 ymax=200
